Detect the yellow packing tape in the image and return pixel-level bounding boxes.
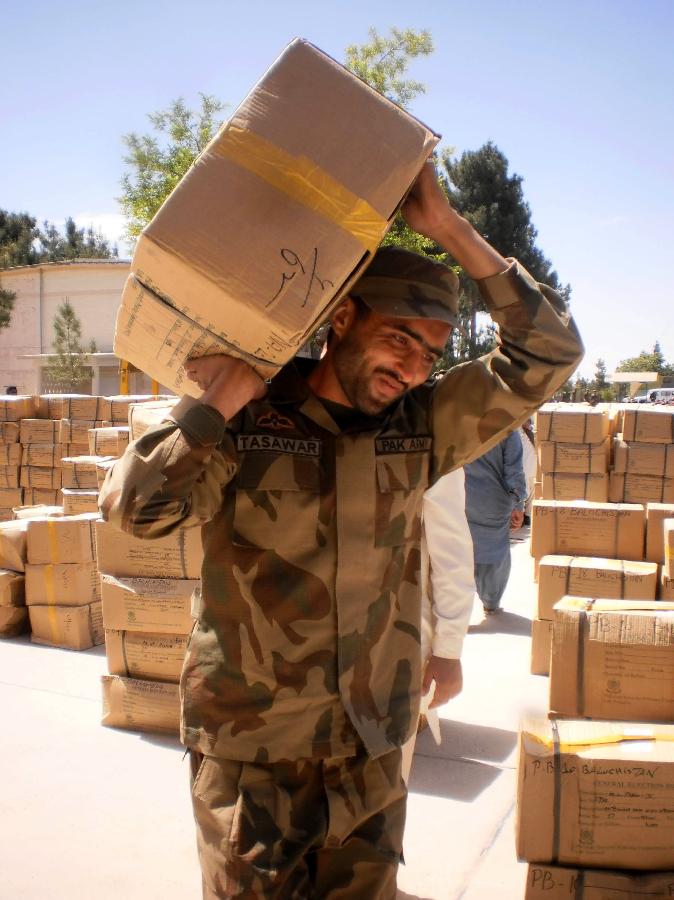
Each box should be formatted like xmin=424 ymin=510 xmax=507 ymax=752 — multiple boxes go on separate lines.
xmin=214 ymin=126 xmax=387 ymax=253
xmin=44 ymin=564 xmax=60 ymax=642
xmin=47 ymin=520 xmax=59 ymax=563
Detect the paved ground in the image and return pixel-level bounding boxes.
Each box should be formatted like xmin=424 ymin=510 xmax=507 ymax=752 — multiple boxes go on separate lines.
xmin=0 ymin=531 xmax=544 ymax=899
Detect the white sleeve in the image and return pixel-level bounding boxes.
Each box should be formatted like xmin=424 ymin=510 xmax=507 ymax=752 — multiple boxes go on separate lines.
xmin=422 ymin=468 xmax=476 ymax=660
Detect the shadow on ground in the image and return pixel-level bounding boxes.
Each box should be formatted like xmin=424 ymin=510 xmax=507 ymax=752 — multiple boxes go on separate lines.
xmin=468 ymin=610 xmax=531 ymax=637
xmin=408 ymin=721 xmax=517 ymax=801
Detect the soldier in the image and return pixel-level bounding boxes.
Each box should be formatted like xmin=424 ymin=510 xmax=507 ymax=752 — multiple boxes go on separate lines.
xmin=100 ymin=161 xmax=583 ymax=898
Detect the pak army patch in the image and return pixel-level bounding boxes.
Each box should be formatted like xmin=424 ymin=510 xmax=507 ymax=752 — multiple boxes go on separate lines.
xmin=375 ymin=436 xmax=432 ymax=454
xmin=255 ymin=411 xmax=295 ymax=430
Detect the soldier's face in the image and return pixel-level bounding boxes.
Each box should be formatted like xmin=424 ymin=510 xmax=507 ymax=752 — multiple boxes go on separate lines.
xmin=332 ymin=309 xmax=450 ymax=414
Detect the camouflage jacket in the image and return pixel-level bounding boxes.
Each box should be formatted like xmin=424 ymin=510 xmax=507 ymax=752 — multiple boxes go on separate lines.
xmin=100 ymin=260 xmax=583 ymax=762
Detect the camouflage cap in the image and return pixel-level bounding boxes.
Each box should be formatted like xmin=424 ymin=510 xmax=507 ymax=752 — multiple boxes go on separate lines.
xmin=351 ymin=247 xmax=460 ymax=329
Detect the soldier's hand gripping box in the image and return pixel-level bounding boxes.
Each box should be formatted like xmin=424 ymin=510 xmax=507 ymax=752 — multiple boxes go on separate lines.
xmin=549 ymin=597 xmax=674 ymax=721
xmin=517 ymin=718 xmax=674 ymax=870
xmin=114 ymin=39 xmax=440 ymax=395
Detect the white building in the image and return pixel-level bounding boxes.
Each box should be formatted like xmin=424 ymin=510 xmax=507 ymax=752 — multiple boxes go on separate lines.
xmin=0 ymin=259 xmax=158 ymax=395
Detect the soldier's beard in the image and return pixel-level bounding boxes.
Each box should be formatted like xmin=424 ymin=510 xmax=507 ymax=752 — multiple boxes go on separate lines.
xmin=332 ymin=331 xmax=407 ymax=415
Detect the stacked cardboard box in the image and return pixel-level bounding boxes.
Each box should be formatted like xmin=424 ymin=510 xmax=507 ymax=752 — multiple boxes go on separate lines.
xmin=0 ymin=519 xmax=30 ymax=636
xmin=0 ymin=422 xmax=22 ymax=521
xmin=96 ymin=519 xmax=202 ymax=734
xmin=610 ymin=407 xmax=674 ymax=504
xmin=536 ymin=404 xmax=610 ymax=502
xmin=19 ymin=417 xmax=62 ymax=504
xmin=25 ymin=513 xmax=103 ymax=650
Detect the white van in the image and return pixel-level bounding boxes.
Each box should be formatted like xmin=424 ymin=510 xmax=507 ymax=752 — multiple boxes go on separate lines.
xmin=647 ymin=388 xmax=674 ymax=403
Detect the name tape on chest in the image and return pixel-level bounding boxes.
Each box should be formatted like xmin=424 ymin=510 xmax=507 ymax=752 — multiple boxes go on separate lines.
xmin=237 ymin=434 xmax=321 ymax=457
xmin=375 ymin=436 xmax=432 ymax=454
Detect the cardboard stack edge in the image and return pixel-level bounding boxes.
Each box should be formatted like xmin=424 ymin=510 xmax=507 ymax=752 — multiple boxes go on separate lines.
xmin=522 ymin=402 xmax=674 ymax=888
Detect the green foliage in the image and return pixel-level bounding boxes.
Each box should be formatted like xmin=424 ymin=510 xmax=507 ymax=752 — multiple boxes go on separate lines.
xmin=0 ymin=209 xmax=116 ymax=268
xmin=594 ymin=358 xmax=608 ymax=388
xmin=0 ymin=211 xmax=40 ymax=268
xmin=0 ymin=285 xmax=15 ymax=330
xmin=616 ymin=342 xmax=674 ymax=375
xmin=344 ymin=27 xmax=433 ymax=108
xmin=119 ymin=94 xmax=226 ymax=240
xmin=44 ymin=300 xmax=95 ymax=391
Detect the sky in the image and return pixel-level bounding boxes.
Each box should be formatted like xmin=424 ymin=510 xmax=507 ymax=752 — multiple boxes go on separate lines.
xmin=2 ymin=0 xmax=673 ymax=378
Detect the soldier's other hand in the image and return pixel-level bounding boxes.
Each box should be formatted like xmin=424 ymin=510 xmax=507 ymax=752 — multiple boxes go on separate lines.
xmin=422 ymin=656 xmax=463 ymax=709
xmin=184 ymin=355 xmax=267 ymax=420
xmin=401 ymin=160 xmax=456 ymax=243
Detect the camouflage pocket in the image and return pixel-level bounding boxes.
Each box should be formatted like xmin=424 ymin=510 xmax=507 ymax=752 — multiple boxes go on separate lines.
xmin=374 ymin=454 xmax=427 ymax=547
xmin=232 ymin=453 xmax=320 ymax=550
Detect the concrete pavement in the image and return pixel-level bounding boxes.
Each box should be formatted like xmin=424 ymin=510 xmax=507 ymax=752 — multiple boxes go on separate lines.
xmin=0 ymin=532 xmax=544 ymax=899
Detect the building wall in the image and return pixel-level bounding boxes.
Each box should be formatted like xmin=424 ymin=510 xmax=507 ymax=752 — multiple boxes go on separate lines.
xmin=0 ymin=260 xmax=130 ymax=394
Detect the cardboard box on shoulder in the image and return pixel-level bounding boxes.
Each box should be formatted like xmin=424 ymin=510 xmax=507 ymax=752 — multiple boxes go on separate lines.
xmin=609 ymin=472 xmax=674 ymax=504
xmin=0 ymin=396 xmax=37 ymax=422
xmin=517 ymin=718 xmax=674 ymax=870
xmin=114 ymin=39 xmax=439 ymax=395
xmin=537 ymin=555 xmax=658 ymax=620
xmin=541 ymin=473 xmax=608 ymax=502
xmin=105 ymin=629 xmax=189 ymax=682
xmin=20 ymin=467 xmax=61 ymax=489
xmin=21 ymin=444 xmax=65 ymax=468
xmin=535 ymin=405 xmax=609 ymax=444
xmin=549 ymin=597 xmax=674 ymax=721
xmin=101 ymin=674 xmax=180 ymax=733
xmin=0 ymin=466 xmax=20 ymax=488
xmin=646 ymin=503 xmax=674 ymax=563
xmin=20 ymin=419 xmax=59 ymax=444
xmin=622 ymin=408 xmax=674 ymax=443
xmin=26 ymin=513 xmax=98 ymax=565
xmin=524 ymin=864 xmax=674 ymax=899
xmin=613 ymin=438 xmax=674 ymax=478
xmin=0 ymin=422 xmax=20 ymax=442
xmin=29 ymin=599 xmax=103 ymax=650
xmin=0 ymin=519 xmax=29 ymax=571
xmin=100 ymin=574 xmax=197 ymax=633
xmin=666 ymin=519 xmax=674 ymax=578
xmin=25 ymin=561 xmax=100 ymax=607
xmin=0 ymin=444 xmax=22 ymax=466
xmin=531 ymin=501 xmax=645 ymax=561
xmin=95 ymin=520 xmax=203 ymax=578
xmin=61 ymin=456 xmax=109 ymax=489
xmin=537 ymin=439 xmax=609 ymax=474
xmin=88 ymin=426 xmax=130 ymax=458
xmin=531 ymin=618 xmax=553 ymax=676
xmin=61 ymin=489 xmax=99 ymax=516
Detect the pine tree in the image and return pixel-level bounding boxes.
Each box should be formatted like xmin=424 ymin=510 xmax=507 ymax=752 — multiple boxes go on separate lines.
xmin=44 ymin=300 xmax=95 ymax=391
xmin=0 ymin=286 xmax=15 ymax=330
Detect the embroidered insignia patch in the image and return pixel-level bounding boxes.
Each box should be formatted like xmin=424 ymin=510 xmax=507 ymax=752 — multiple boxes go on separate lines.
xmin=255 ymin=411 xmax=295 ymax=430
xmin=375 ymin=436 xmax=432 ymax=454
xmin=237 ymin=434 xmax=321 ymax=456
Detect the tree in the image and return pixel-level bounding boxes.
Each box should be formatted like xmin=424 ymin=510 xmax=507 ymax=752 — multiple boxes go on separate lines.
xmin=119 ymin=94 xmax=226 ymax=240
xmin=39 ymin=217 xmax=117 ymax=261
xmin=616 ymin=342 xmax=674 ymax=376
xmin=0 ymin=211 xmax=41 ymax=268
xmin=440 ymin=143 xmax=569 ymax=357
xmin=594 ymin=358 xmax=608 ymax=389
xmin=0 ymin=286 xmax=15 ymax=330
xmin=44 ymin=300 xmax=96 ymax=391
xmin=344 ymin=27 xmax=433 ymax=108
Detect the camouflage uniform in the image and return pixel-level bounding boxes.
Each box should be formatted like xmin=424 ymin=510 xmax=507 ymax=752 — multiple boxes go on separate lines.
xmin=100 ymin=259 xmax=583 ymax=897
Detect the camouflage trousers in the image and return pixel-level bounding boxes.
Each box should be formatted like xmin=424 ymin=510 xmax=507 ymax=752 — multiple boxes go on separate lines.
xmin=188 ymin=743 xmax=406 ymax=899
